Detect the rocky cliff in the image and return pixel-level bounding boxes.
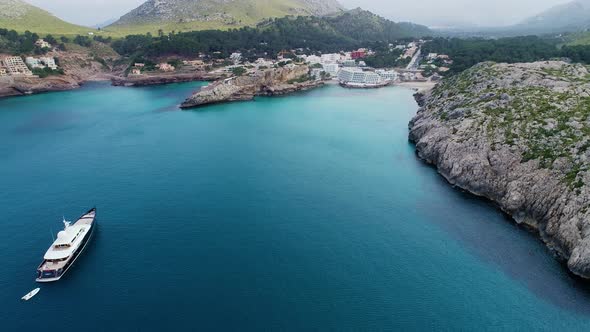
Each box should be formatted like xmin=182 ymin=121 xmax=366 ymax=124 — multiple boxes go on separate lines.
xmin=181 ymin=65 xmax=323 ymax=108
xmin=409 ymin=61 xmax=590 ymax=278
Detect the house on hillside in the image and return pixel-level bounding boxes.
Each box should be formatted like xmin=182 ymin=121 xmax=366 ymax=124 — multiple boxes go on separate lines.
xmin=26 ymin=56 xmax=58 ymax=70
xmin=183 ymin=60 xmax=205 ymax=69
xmin=0 ymin=67 xmax=7 ymax=77
xmin=35 ymin=39 xmax=51 ymax=49
xmin=130 ymin=68 xmax=142 ymax=75
xmin=157 ymin=63 xmax=175 ymax=72
xmin=26 ymin=57 xmax=45 ymax=69
xmin=40 ymin=57 xmax=58 ymax=70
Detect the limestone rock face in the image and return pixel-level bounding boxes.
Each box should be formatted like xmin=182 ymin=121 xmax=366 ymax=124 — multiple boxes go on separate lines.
xmin=181 ymin=65 xmax=323 ymax=108
xmin=409 ymin=61 xmax=590 ymax=278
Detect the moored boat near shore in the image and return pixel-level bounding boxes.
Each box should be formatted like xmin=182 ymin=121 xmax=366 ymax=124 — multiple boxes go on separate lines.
xmin=36 ymin=208 xmax=96 ymax=282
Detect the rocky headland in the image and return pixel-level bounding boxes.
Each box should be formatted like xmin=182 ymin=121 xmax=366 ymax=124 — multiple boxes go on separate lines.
xmin=409 ymin=61 xmax=590 ymax=278
xmin=180 ymin=65 xmax=324 ymax=109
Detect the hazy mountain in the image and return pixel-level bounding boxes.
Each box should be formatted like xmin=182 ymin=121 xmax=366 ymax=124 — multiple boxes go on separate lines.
xmin=107 ymin=0 xmax=345 ymax=34
xmin=92 ymin=18 xmax=118 ymax=29
xmin=0 ymin=0 xmax=92 ymax=35
xmin=512 ymin=0 xmax=590 ymax=34
xmin=428 ymin=1 xmax=590 ymax=38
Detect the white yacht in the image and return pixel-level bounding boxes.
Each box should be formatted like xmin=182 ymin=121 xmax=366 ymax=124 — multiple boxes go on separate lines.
xmin=36 ymin=208 xmax=96 ymax=282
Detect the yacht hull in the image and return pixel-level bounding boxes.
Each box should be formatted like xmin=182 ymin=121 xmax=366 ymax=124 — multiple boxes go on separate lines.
xmin=36 ymin=208 xmax=96 ymax=282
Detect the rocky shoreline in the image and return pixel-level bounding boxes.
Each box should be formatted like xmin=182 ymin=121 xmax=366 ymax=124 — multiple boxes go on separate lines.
xmin=409 ymin=61 xmax=590 ymax=279
xmin=0 ymin=71 xmax=225 ymax=99
xmin=0 ymin=75 xmax=81 ymax=98
xmin=111 ymin=72 xmax=223 ymax=87
xmin=180 ymin=65 xmax=324 ymax=109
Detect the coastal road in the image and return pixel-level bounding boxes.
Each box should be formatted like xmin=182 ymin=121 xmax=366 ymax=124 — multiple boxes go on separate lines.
xmin=406 ymin=48 xmax=422 ymax=71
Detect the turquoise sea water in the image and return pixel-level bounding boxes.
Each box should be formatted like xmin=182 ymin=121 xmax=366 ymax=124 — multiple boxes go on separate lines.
xmin=2 ymin=82 xmax=590 ymax=330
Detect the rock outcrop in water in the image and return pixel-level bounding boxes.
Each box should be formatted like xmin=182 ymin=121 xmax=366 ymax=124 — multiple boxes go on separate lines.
xmin=409 ymin=61 xmax=590 ymax=278
xmin=180 ymin=65 xmax=323 ymax=108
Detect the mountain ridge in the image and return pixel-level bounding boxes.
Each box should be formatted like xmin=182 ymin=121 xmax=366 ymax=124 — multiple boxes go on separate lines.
xmin=0 ymin=0 xmax=92 ymax=35
xmin=107 ymin=0 xmax=345 ymax=34
xmin=512 ymin=0 xmax=590 ymax=34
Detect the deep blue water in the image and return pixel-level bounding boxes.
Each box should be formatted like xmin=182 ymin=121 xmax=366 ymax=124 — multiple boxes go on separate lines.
xmin=2 ymin=82 xmax=590 ymax=330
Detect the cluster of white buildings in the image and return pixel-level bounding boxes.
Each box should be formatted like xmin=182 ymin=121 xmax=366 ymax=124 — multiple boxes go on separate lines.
xmin=422 ymin=53 xmax=453 ymax=73
xmin=297 ymin=48 xmax=401 ymax=85
xmin=300 ymin=52 xmax=355 ymax=80
xmin=0 ymin=56 xmax=33 ymax=77
xmin=129 ymin=62 xmax=177 ymax=75
xmin=0 ymin=40 xmax=60 ymax=78
xmin=1 ymin=52 xmax=59 ymax=78
xmin=25 ymin=56 xmax=58 ymax=70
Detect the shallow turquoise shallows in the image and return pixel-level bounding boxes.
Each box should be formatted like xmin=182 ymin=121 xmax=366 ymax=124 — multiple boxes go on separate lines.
xmin=3 ymin=82 xmax=590 ymax=330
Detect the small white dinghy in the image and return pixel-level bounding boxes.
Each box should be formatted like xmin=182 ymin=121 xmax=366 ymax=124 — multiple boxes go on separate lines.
xmin=21 ymin=288 xmax=40 ymax=301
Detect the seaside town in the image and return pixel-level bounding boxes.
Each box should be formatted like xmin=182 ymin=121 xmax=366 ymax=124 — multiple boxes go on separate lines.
xmin=0 ymin=36 xmax=452 ymax=101
xmin=124 ymin=39 xmax=450 ymax=90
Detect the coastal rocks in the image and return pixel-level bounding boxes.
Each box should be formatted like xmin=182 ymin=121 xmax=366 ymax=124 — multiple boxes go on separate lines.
xmin=111 ymin=72 xmax=222 ymax=87
xmin=180 ymin=65 xmax=324 ymax=109
xmin=409 ymin=61 xmax=590 ymax=278
xmin=0 ymin=75 xmax=80 ymax=98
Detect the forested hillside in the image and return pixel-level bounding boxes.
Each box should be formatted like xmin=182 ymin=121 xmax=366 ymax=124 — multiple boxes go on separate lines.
xmin=112 ymin=10 xmax=431 ymax=58
xmin=423 ymin=36 xmax=590 ymax=73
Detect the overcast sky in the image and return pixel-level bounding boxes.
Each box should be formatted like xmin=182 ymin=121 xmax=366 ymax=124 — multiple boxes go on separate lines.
xmin=26 ymin=0 xmax=572 ymax=27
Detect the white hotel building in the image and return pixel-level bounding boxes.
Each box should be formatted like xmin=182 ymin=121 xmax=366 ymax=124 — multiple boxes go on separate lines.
xmin=338 ymin=68 xmax=383 ymax=85
xmin=322 ymin=63 xmax=340 ymax=77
